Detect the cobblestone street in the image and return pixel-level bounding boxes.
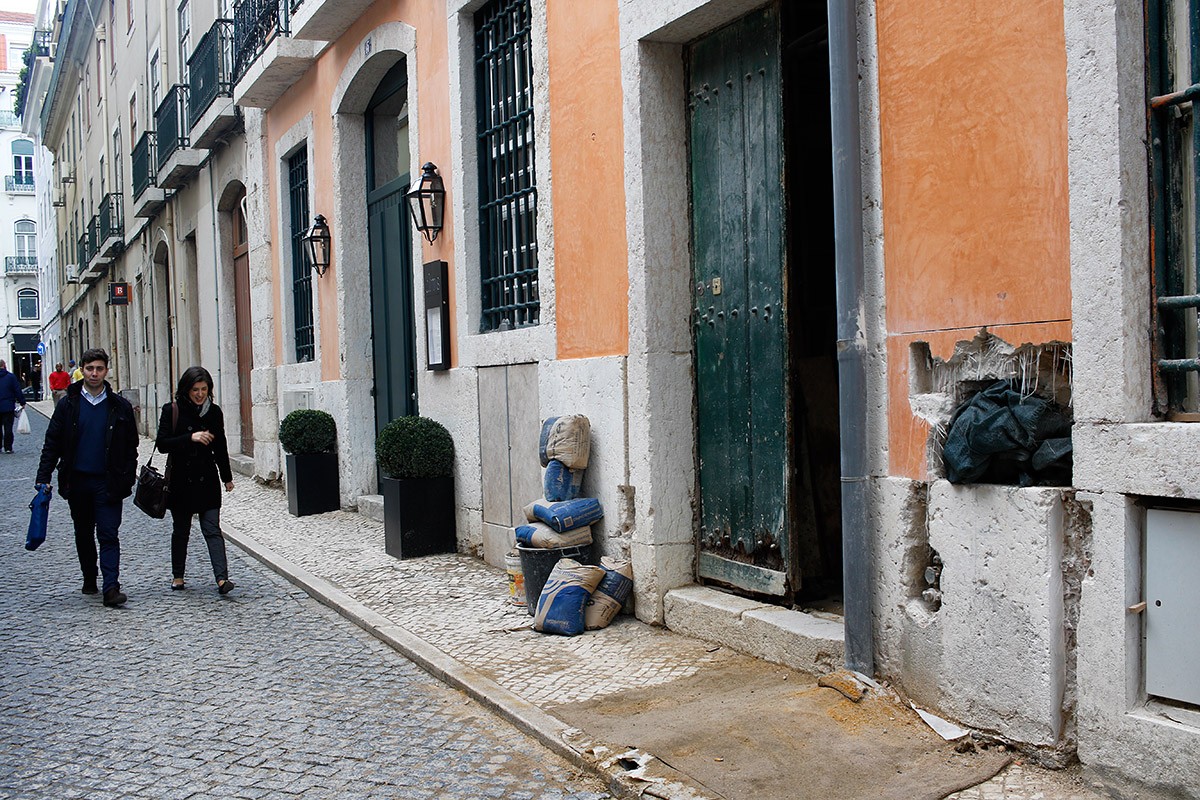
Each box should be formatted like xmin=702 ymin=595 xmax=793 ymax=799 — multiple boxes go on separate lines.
xmin=0 ymin=409 xmax=612 ymax=800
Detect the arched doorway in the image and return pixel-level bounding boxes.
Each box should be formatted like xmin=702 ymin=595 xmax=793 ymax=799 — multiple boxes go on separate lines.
xmin=231 ymin=189 xmax=253 ymax=455
xmin=365 ymin=59 xmax=418 ymax=448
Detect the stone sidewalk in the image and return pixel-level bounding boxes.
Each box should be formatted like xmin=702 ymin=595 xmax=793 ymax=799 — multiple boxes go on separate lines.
xmin=27 ymin=401 xmax=1109 ymax=799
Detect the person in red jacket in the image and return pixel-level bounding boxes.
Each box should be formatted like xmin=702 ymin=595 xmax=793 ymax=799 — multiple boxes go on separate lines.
xmin=48 ymin=363 xmax=70 ymax=404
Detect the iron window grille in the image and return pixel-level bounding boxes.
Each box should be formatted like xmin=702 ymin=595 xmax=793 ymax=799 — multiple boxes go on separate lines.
xmin=474 ymin=0 xmax=539 ymax=332
xmin=1149 ymin=0 xmax=1200 ymax=414
xmin=288 ymin=147 xmax=314 ymax=362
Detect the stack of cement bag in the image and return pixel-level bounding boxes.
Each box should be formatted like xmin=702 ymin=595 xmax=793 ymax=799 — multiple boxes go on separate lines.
xmin=511 ymin=415 xmax=634 ymax=635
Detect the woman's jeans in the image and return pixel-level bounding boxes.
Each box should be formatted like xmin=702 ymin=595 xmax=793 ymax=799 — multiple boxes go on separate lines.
xmin=170 ymin=507 xmax=229 ymax=582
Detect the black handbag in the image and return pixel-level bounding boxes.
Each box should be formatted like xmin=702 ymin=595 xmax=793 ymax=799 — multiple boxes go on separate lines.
xmin=134 ymin=403 xmax=177 ymax=519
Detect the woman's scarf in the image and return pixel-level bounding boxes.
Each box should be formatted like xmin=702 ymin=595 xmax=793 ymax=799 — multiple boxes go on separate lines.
xmin=195 ymin=397 xmax=212 ymax=418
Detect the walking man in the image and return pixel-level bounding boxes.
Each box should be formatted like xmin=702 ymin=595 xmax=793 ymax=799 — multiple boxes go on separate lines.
xmin=48 ymin=363 xmax=70 ymax=404
xmin=36 ymin=348 xmax=139 ymax=607
xmin=0 ymin=359 xmax=26 ymax=453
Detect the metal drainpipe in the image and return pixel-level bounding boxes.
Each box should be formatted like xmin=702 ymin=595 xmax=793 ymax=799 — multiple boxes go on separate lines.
xmin=827 ymin=0 xmax=874 ymax=675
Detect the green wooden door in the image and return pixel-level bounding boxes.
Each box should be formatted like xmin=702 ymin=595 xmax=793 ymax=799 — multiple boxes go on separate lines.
xmin=368 ymin=178 xmax=418 ymax=437
xmin=689 ymin=5 xmax=791 ymax=596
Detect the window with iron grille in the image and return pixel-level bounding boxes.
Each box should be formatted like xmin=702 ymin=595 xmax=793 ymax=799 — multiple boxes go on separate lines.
xmin=1149 ymin=0 xmax=1200 ymax=414
xmin=474 ymin=0 xmax=538 ymax=332
xmin=288 ymin=147 xmax=314 ymax=362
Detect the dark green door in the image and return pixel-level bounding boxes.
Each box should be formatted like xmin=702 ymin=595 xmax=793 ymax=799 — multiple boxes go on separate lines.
xmin=689 ymin=5 xmax=791 ymax=596
xmin=368 ymin=178 xmax=417 ymax=438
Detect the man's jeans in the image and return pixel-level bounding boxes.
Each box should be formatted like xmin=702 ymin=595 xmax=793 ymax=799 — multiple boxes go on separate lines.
xmin=0 ymin=410 xmax=13 ymax=451
xmin=67 ymin=473 xmax=123 ymax=592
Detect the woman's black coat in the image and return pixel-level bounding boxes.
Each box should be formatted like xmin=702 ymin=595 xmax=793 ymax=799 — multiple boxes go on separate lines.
xmin=155 ymin=401 xmax=233 ymax=514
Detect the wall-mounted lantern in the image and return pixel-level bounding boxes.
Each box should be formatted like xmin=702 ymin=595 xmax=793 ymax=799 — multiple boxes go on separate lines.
xmin=423 ymin=260 xmax=451 ymax=371
xmin=303 ymin=214 xmax=331 ymax=276
xmin=406 ymin=162 xmax=445 ymax=245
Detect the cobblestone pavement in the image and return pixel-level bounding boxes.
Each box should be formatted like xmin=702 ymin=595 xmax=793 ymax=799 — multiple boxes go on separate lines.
xmin=0 ymin=409 xmax=613 ymax=800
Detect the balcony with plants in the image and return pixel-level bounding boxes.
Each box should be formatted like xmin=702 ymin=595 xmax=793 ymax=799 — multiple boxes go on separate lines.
xmin=132 ymin=131 xmax=165 ymax=218
xmin=155 ymin=84 xmax=204 ymax=189
xmin=232 ymin=0 xmax=322 ymax=108
xmin=188 ymin=19 xmax=240 ymax=148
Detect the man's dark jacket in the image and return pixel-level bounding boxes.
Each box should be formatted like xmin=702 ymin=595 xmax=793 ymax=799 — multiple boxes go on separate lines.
xmin=36 ymin=380 xmax=139 ymax=500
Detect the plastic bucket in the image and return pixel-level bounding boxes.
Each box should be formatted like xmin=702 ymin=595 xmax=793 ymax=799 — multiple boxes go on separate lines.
xmin=505 ymin=550 xmax=525 ymax=607
xmin=518 ymin=543 xmax=593 ymax=616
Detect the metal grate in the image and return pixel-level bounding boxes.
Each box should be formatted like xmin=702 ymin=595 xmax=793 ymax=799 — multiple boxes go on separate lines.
xmin=474 ymin=0 xmax=539 ymax=332
xmin=1149 ymin=0 xmax=1200 ymax=413
xmin=288 ymin=147 xmax=314 ymax=362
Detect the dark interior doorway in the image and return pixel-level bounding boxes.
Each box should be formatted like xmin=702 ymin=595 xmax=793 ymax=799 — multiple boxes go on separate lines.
xmin=784 ymin=1 xmax=843 ymax=606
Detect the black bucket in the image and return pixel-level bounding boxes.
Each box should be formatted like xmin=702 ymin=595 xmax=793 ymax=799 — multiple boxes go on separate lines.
xmin=518 ymin=543 xmax=593 ymax=616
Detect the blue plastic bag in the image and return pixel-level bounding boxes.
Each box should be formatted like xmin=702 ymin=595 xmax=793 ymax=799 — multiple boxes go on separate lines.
xmin=26 ymin=485 xmax=51 ymax=551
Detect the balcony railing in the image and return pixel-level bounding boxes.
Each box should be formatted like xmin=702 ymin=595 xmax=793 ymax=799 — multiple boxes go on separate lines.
xmin=155 ymin=86 xmax=189 ymax=171
xmin=5 ymin=175 xmax=34 ymax=193
xmin=4 ymin=255 xmax=37 ymax=273
xmin=233 ymin=0 xmax=289 ymax=83
xmin=76 ymin=233 xmax=86 ymax=268
xmin=33 ymin=29 xmax=51 ymax=57
xmin=99 ymin=193 xmax=123 ymax=242
xmin=132 ymin=131 xmax=157 ymax=199
xmin=0 ymin=111 xmax=20 ymax=128
xmin=86 ymin=216 xmax=99 ymax=264
xmin=188 ymin=20 xmax=235 ymax=127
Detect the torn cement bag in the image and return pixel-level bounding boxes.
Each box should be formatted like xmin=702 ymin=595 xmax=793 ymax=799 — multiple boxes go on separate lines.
xmin=543 ymin=458 xmax=584 ymax=502
xmin=515 ymin=521 xmax=593 ymax=549
xmin=539 ymin=415 xmax=592 ymax=469
xmin=942 ymin=379 xmax=1072 ymax=487
xmin=584 ymin=557 xmax=633 ymax=630
xmin=534 ymin=559 xmax=606 ymax=636
xmin=532 ymin=497 xmax=604 ymax=532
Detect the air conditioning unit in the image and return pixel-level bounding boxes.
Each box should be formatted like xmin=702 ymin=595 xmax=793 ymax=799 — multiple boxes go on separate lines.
xmin=64 ymin=263 xmax=79 ymax=283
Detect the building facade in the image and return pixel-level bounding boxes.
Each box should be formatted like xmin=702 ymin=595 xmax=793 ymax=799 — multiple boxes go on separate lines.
xmin=0 ymin=11 xmax=40 ymax=392
xmin=27 ymin=0 xmax=1200 ymax=796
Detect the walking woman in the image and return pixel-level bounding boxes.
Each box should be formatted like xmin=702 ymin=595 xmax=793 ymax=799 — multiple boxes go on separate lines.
xmin=155 ymin=366 xmax=236 ymax=594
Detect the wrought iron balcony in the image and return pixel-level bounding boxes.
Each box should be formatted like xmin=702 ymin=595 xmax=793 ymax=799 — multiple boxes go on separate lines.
xmin=132 ymin=131 xmax=156 ymax=199
xmin=0 ymin=111 xmax=20 ymax=128
xmin=5 ymin=175 xmax=34 ymax=193
xmin=4 ymin=255 xmax=37 ymax=273
xmin=99 ymin=193 xmax=123 ymax=244
xmin=233 ymin=0 xmax=290 ymax=83
xmin=155 ymin=85 xmax=190 ymax=172
xmin=188 ymin=20 xmax=234 ymax=127
xmin=33 ymin=29 xmax=51 ymax=57
xmin=76 ymin=233 xmax=86 ymax=269
xmin=85 ymin=216 xmax=100 ymax=264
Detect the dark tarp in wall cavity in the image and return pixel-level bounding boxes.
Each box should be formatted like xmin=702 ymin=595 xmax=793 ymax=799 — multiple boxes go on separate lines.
xmin=942 ymin=380 xmax=1072 ymax=487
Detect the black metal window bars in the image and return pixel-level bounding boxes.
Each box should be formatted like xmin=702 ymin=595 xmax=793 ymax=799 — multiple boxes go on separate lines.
xmin=474 ymin=0 xmax=539 ymax=333
xmin=288 ymin=147 xmax=315 ymax=363
xmin=1149 ymin=0 xmax=1200 ymax=413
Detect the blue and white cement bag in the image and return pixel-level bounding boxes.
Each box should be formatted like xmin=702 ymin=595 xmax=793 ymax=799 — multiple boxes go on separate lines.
xmin=515 ymin=521 xmax=592 ymax=549
xmin=533 ymin=558 xmax=606 ymax=636
xmin=584 ymin=557 xmax=633 ymax=630
xmin=531 ymin=497 xmax=603 ymax=532
xmin=543 ymin=459 xmax=584 ymax=502
xmin=539 ymin=415 xmax=591 ymax=470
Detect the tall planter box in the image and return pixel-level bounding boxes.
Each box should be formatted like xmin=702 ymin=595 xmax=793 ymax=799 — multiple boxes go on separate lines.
xmin=285 ymin=452 xmax=340 ymax=516
xmin=383 ymin=475 xmax=456 ymax=558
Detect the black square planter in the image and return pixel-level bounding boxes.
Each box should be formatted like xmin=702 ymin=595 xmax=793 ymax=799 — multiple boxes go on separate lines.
xmin=383 ymin=475 xmax=456 ymax=558
xmin=285 ymin=452 xmax=340 ymax=516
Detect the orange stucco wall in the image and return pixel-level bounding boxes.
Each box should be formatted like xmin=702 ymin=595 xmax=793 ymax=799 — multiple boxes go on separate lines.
xmin=265 ymin=0 xmax=454 ymax=378
xmin=546 ymin=0 xmax=628 ymax=359
xmin=876 ymin=0 xmax=1072 ymax=478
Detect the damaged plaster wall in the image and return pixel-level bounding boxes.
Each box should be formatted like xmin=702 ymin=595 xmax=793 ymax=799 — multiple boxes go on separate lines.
xmin=908 ymin=330 xmax=1072 ymax=478
xmin=873 ymin=477 xmax=1088 ymax=755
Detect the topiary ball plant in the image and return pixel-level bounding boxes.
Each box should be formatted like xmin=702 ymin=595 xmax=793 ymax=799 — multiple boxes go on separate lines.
xmin=279 ymin=409 xmax=337 ymax=454
xmin=376 ymin=416 xmax=454 ymax=479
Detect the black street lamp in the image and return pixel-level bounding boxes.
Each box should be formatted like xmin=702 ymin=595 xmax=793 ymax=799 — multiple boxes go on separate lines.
xmin=406 ymin=162 xmax=445 ymax=244
xmin=304 ymin=214 xmax=331 ymax=276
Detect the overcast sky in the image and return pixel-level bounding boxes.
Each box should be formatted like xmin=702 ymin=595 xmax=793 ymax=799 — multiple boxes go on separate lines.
xmin=0 ymin=0 xmax=38 ymax=14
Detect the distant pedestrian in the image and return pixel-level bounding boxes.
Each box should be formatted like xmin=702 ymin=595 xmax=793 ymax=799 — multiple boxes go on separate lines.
xmin=48 ymin=363 xmax=70 ymax=404
xmin=155 ymin=366 xmax=236 ymax=595
xmin=69 ymin=360 xmax=82 ymax=383
xmin=0 ymin=359 xmax=26 ymax=453
xmin=35 ymin=348 xmax=139 ymax=607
